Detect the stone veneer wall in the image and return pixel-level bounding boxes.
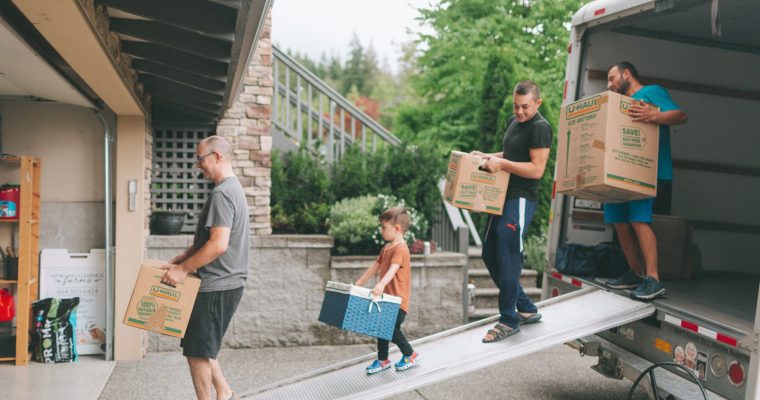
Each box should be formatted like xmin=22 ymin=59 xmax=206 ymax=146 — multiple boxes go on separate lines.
xmin=215 ymin=11 xmax=274 ymax=236
xmin=145 ymin=235 xmax=467 ymax=351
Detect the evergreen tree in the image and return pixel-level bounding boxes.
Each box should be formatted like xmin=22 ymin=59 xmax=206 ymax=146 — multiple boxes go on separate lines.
xmin=478 ymin=52 xmax=514 ymax=153
xmin=341 ymin=33 xmax=366 ymax=95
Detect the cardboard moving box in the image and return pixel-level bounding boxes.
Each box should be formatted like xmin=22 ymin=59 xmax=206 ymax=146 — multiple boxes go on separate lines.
xmin=123 ymin=260 xmax=200 ymax=338
xmin=444 ymin=151 xmax=509 ymax=215
xmin=556 ymin=91 xmax=659 ymax=203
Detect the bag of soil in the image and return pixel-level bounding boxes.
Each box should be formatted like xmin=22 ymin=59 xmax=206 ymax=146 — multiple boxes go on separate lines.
xmin=31 ymin=297 xmax=80 ymax=363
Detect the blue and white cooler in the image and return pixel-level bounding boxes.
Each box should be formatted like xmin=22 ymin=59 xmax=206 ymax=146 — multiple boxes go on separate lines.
xmin=318 ymin=281 xmax=401 ymax=340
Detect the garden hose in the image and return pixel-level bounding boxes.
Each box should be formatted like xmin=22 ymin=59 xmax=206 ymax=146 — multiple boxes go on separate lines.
xmin=627 ymin=361 xmax=708 ymax=400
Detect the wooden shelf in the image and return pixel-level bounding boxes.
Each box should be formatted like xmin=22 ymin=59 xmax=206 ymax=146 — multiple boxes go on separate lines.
xmin=1 ymin=156 xmax=40 ymax=366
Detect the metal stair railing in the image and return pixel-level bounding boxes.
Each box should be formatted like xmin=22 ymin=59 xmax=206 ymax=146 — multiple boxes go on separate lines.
xmin=271 ymin=45 xmax=401 ymax=163
xmin=433 ymin=179 xmax=482 ymax=254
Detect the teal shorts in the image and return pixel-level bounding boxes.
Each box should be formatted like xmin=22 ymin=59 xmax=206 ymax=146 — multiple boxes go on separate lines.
xmin=603 ymin=197 xmax=654 ymax=223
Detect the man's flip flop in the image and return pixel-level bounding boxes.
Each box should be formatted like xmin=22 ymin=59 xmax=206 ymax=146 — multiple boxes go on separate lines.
xmin=519 ymin=313 xmax=542 ymax=325
xmin=482 ymin=323 xmax=520 ymax=343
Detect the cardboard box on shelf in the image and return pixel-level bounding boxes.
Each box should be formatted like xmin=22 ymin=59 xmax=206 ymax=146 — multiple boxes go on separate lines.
xmin=555 ymin=91 xmax=659 ymax=203
xmin=123 ymin=260 xmax=200 ymax=338
xmin=443 ymin=151 xmax=509 ymax=215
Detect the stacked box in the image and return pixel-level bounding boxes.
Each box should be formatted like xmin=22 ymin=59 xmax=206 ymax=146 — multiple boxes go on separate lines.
xmin=556 ymin=91 xmax=660 ymax=203
xmin=123 ymin=260 xmax=201 ymax=338
xmin=444 ymin=151 xmax=510 ymax=215
xmin=318 ymin=281 xmax=401 ymax=340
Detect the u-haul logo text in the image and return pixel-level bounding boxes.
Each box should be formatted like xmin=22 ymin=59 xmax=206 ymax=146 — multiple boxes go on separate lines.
xmin=150 ymin=285 xmax=181 ymax=302
xmin=470 ymin=172 xmax=496 ymax=184
xmin=566 ymin=96 xmax=601 ymax=119
xmin=620 ymin=98 xmax=634 ymax=115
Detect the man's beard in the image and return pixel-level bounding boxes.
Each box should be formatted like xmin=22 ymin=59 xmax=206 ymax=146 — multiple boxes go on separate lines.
xmin=616 ymin=78 xmax=631 ymax=94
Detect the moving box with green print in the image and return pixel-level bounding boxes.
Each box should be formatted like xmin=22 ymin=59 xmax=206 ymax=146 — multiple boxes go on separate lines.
xmin=555 ymin=91 xmax=660 ymax=203
xmin=443 ymin=151 xmax=509 ymax=215
xmin=123 ymin=260 xmax=200 ymax=338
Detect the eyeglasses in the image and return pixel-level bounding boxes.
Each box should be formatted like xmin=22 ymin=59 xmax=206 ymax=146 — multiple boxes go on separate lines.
xmin=196 ymin=152 xmax=216 ymax=162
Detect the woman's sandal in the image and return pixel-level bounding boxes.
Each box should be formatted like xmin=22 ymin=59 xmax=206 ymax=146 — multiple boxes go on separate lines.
xmin=482 ymin=323 xmax=520 ymax=343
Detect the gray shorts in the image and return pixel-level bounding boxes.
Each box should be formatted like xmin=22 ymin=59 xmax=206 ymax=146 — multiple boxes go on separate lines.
xmin=181 ymin=286 xmax=244 ymax=359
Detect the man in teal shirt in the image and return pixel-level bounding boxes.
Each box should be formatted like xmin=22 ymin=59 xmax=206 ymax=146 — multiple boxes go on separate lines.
xmin=603 ymin=61 xmax=688 ymax=300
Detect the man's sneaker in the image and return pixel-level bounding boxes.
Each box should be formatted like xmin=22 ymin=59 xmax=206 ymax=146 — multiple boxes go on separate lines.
xmin=630 ymin=277 xmax=666 ymax=300
xmin=366 ymin=359 xmax=391 ymax=375
xmin=395 ymin=352 xmax=419 ymax=371
xmin=606 ymin=271 xmax=644 ymax=289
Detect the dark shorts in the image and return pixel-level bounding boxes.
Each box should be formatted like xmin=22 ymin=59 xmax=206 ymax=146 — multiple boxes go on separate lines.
xmin=180 ymin=286 xmax=244 ymax=359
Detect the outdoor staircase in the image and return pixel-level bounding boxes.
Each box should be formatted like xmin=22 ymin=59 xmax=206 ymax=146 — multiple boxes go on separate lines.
xmin=467 ymin=246 xmax=541 ymax=321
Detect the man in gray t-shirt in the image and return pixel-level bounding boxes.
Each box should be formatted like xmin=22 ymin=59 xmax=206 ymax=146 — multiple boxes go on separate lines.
xmin=161 ymin=135 xmax=249 ymax=400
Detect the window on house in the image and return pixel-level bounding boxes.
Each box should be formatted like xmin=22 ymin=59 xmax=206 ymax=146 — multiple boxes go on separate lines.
xmin=151 ymin=128 xmax=215 ymax=233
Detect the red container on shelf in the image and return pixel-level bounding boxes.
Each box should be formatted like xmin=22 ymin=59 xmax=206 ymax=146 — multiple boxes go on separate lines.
xmin=0 ymin=185 xmax=19 ymax=220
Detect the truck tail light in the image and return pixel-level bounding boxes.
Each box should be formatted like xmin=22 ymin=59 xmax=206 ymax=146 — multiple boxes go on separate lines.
xmin=709 ymin=353 xmax=727 ymax=378
xmin=728 ymin=360 xmax=745 ymax=387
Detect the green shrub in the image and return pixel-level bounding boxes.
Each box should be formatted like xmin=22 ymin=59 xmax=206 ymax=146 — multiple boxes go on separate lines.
xmin=329 ymin=194 xmax=429 ymax=255
xmin=329 ymin=143 xmax=444 ymax=236
xmin=329 ymin=146 xmax=381 ymax=201
xmin=371 ymin=194 xmax=428 ymax=247
xmin=328 ymin=195 xmax=381 ymax=255
xmin=271 ymin=148 xmax=333 ymax=234
xmin=272 ymin=142 xmax=446 ymax=238
xmin=523 ymin=231 xmax=547 ymax=273
xmin=376 ymin=144 xmax=444 ymax=234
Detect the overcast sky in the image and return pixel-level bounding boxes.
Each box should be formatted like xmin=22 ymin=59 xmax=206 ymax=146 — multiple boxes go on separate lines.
xmin=271 ymin=0 xmax=434 ymax=73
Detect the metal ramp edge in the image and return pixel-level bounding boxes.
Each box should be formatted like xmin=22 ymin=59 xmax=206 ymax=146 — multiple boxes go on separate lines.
xmin=241 ymin=287 xmax=655 ymax=400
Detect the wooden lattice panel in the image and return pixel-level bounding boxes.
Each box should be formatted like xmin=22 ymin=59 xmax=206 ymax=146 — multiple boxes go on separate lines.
xmin=152 ymin=128 xmax=214 ymax=232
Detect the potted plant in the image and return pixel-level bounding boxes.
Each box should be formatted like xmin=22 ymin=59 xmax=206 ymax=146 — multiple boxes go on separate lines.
xmin=149 ymin=209 xmax=187 ymax=235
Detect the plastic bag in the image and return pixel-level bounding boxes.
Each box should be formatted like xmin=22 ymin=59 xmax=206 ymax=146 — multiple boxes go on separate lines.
xmin=31 ymin=297 xmax=79 ymax=363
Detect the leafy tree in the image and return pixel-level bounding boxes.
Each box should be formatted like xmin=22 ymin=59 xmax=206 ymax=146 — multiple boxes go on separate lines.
xmin=395 ymin=0 xmax=589 ymax=238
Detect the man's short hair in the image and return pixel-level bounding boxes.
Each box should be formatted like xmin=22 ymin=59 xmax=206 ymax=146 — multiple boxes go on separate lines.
xmin=513 ymin=80 xmax=541 ymax=100
xmin=200 ymin=135 xmax=232 ymax=158
xmin=380 ymin=206 xmax=411 ymax=233
xmin=609 ymin=61 xmax=639 ymax=80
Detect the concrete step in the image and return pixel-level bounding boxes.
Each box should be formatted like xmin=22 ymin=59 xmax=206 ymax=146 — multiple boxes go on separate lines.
xmin=473 ymin=287 xmax=542 ymax=309
xmin=468 ymin=268 xmax=538 ymax=290
xmin=466 ymin=246 xmax=486 ymax=271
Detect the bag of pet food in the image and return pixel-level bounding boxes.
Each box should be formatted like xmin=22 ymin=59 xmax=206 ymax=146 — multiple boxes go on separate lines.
xmin=31 ymin=297 xmax=80 ymax=363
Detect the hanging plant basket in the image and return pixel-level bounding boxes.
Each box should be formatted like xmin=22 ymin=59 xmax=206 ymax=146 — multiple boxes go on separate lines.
xmin=149 ymin=211 xmax=187 ymax=235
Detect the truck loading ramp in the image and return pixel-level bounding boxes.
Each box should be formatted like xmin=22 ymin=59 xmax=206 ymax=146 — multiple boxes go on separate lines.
xmin=241 ymin=287 xmax=655 ymax=400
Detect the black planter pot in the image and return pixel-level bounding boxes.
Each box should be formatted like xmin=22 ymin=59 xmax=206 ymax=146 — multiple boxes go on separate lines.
xmin=149 ymin=211 xmax=186 ymax=235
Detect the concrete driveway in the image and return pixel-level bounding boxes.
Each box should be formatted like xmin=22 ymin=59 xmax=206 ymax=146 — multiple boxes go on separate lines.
xmin=99 ymin=344 xmax=649 ymax=400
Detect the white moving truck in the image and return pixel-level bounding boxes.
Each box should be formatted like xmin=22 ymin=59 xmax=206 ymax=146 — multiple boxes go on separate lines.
xmin=543 ymin=1 xmax=760 ymax=399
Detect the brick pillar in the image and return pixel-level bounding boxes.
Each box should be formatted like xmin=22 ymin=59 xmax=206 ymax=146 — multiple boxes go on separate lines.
xmin=216 ymin=11 xmax=273 ymax=235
